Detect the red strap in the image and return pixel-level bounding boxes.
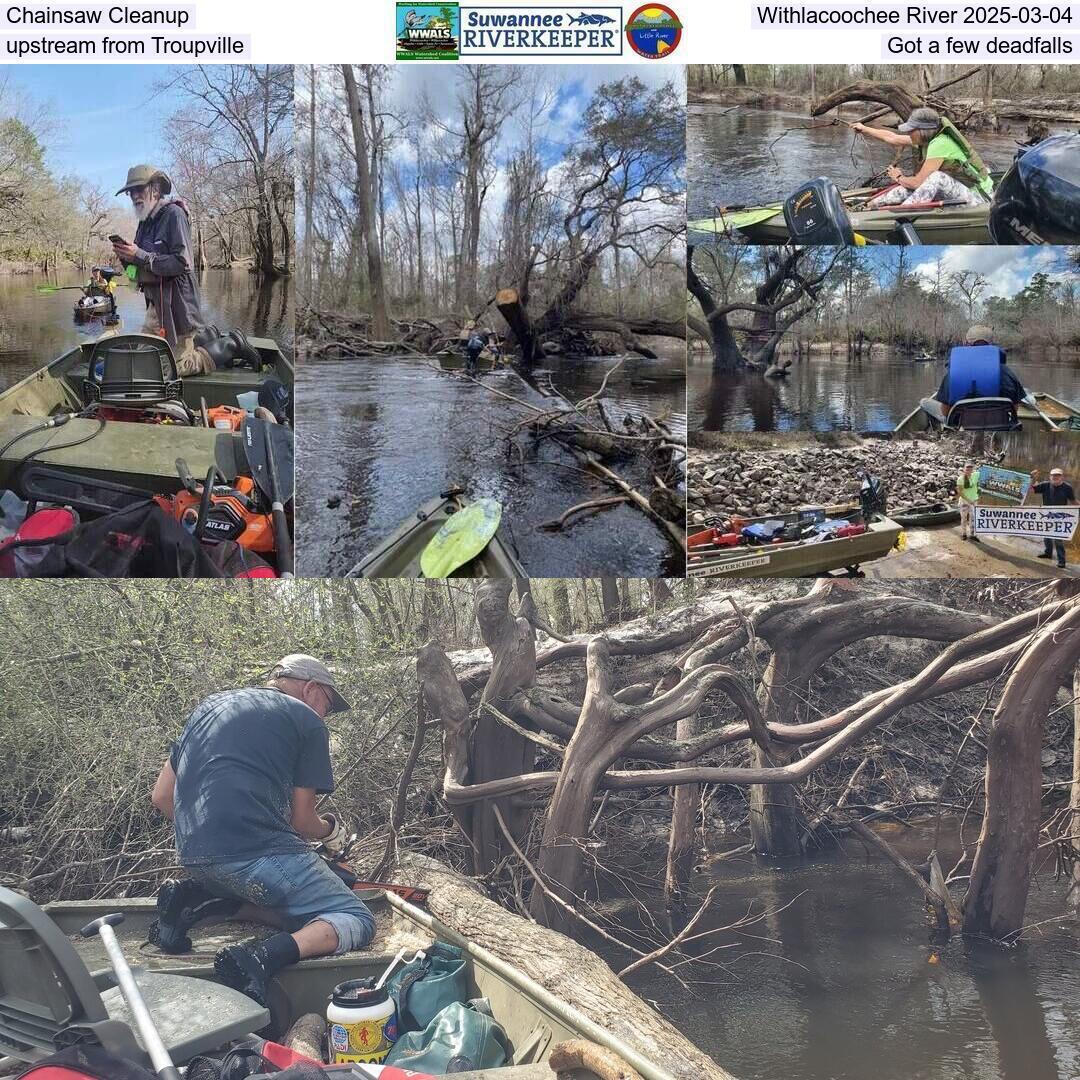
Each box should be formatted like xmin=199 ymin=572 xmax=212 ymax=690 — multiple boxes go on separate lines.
xmin=260 ymin=1042 xmax=321 ymax=1067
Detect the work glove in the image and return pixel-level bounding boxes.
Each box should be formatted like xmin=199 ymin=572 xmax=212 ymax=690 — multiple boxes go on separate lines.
xmin=319 ymin=812 xmax=348 ymax=855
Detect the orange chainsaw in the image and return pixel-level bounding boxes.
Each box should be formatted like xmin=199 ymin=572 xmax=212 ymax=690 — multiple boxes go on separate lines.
xmin=154 ymin=458 xmax=275 ymax=553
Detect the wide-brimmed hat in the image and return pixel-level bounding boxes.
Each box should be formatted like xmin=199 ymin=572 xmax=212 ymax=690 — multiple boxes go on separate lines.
xmin=898 ymin=107 xmax=941 ymax=134
xmin=964 ymin=324 xmax=993 ymax=344
xmin=272 ymin=653 xmax=351 ymax=714
xmin=116 ymin=165 xmax=173 ymax=196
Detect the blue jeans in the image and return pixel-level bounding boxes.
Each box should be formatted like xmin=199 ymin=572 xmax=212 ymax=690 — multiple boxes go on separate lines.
xmin=190 ymin=849 xmax=375 ymax=954
xmin=1044 ymin=539 xmax=1067 ymax=566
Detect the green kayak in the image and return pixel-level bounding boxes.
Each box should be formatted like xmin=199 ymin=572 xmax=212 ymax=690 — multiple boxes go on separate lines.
xmin=349 ymin=491 xmax=525 ymax=579
xmin=690 ymin=185 xmax=992 ymax=246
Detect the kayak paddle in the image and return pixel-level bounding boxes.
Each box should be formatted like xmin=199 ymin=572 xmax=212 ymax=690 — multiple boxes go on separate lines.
xmin=242 ymin=416 xmax=295 ymax=578
xmin=689 ymin=206 xmax=782 ymax=232
xmin=36 ymin=281 xmax=130 ymax=294
xmin=419 ymin=497 xmax=503 ymax=577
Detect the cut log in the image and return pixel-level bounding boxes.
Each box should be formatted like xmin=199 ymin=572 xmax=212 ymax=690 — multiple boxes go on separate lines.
xmin=497 ymin=287 xmax=538 ymax=362
xmin=394 ymin=852 xmax=735 ymax=1080
xmin=283 ymin=1013 xmax=327 ymax=1061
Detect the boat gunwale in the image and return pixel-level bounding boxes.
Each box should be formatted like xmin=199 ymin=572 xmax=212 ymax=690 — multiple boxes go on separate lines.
xmin=43 ymin=893 xmax=676 ymax=1080
xmin=687 ymin=514 xmax=902 ymax=578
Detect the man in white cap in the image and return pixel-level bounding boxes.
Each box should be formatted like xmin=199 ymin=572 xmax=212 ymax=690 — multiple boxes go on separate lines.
xmin=1029 ymin=467 xmax=1076 ymax=570
xmin=149 ymin=653 xmax=375 ymax=1006
xmin=111 ymin=164 xmax=211 ymax=376
xmin=919 ymin=325 xmax=1028 ymax=424
xmin=852 ymin=106 xmax=992 ymax=208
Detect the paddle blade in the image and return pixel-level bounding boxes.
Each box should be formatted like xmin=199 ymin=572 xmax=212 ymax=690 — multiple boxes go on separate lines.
xmin=242 ymin=416 xmax=294 ymax=504
xmin=420 ymin=498 xmax=502 ymax=578
xmin=689 ymin=206 xmax=782 ymax=233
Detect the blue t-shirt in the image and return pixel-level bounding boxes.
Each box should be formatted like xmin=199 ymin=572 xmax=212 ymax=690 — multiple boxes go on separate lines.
xmin=170 ymin=687 xmax=334 ymax=866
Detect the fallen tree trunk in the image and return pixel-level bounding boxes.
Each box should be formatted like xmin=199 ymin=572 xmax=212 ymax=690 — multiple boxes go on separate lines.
xmin=811 ymin=69 xmax=982 ymax=124
xmin=812 ymin=81 xmax=921 ymax=122
xmin=394 ymin=851 xmax=736 ymax=1080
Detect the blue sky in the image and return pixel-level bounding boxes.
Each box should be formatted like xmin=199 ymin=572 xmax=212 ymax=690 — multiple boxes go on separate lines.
xmin=372 ymin=63 xmax=685 ymax=217
xmin=862 ymin=245 xmax=1074 ymax=297
xmin=1 ymin=65 xmax=187 ymax=190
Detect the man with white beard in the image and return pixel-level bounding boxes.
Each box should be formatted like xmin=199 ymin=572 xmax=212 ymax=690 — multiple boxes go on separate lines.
xmin=111 ymin=165 xmax=212 ymax=376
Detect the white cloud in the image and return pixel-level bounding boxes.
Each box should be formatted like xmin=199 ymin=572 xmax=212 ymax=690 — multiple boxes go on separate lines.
xmin=910 ymin=246 xmax=1067 ymax=297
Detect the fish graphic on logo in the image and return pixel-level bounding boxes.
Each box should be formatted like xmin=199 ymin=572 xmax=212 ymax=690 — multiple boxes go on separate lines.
xmin=625 ymin=3 xmax=682 ymax=57
xmin=569 ymin=11 xmax=617 ymax=24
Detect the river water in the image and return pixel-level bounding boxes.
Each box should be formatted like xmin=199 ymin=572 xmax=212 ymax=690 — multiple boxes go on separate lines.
xmin=602 ymin=819 xmax=1080 ymax=1080
xmin=295 ymin=352 xmax=686 ymax=578
xmin=688 ymin=103 xmax=1028 ymax=218
xmin=689 ymin=350 xmax=1080 ymax=434
xmin=0 ymin=269 xmax=294 ymax=392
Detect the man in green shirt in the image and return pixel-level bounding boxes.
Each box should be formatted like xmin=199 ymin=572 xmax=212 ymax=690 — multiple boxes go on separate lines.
xmin=957 ymin=463 xmax=980 ymax=542
xmin=853 ymin=108 xmax=992 ymax=208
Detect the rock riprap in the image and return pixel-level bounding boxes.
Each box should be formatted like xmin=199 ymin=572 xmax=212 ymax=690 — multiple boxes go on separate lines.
xmin=689 ymin=439 xmax=979 ymax=525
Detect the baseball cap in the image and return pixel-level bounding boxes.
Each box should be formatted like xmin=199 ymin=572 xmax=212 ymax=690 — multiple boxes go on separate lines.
xmin=272 ymin=653 xmax=351 ymax=713
xmin=1050 ymin=468 xmax=1064 ymax=476
xmin=964 ymin=325 xmax=993 ymax=344
xmin=898 ymin=107 xmax=941 ymax=133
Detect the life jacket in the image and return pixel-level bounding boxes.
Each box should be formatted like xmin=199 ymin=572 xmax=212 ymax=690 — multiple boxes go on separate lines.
xmin=946 ymin=345 xmax=1004 ymax=402
xmin=918 ymin=118 xmax=993 ymax=193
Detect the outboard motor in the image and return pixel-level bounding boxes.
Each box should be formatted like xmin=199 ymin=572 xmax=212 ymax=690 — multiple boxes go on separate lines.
xmin=859 ymin=473 xmax=887 ymax=519
xmin=989 ymin=134 xmax=1080 ymax=244
xmin=783 ymin=177 xmax=858 ymax=246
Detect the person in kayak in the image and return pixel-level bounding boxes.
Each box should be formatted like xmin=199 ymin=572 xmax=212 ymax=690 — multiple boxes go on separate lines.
xmin=149 ymin=653 xmax=375 ymax=1007
xmin=956 ymin=463 xmax=981 ymax=543
xmin=852 ymin=108 xmax=993 ymax=209
xmin=1027 ymin=466 xmax=1076 ymax=569
xmin=111 ymin=165 xmax=213 ymax=377
xmin=918 ymin=325 xmax=1028 ymax=424
xmin=86 ymin=267 xmax=115 ymax=298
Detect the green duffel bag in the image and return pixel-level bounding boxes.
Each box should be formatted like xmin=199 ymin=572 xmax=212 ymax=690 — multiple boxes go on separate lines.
xmin=385 ymin=1001 xmax=510 ymax=1075
xmin=385 ymin=941 xmax=468 ymax=1033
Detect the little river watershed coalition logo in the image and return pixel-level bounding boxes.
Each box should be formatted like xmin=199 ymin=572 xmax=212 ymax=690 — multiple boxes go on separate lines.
xmin=459 ymin=6 xmax=623 ymax=55
xmin=396 ymin=3 xmax=461 ymax=59
xmin=625 ymin=3 xmax=681 ymax=57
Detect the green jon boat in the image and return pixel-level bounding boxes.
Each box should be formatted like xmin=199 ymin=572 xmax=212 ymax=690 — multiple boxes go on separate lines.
xmin=894 ymin=392 xmax=1080 ymax=434
xmin=349 ymin=491 xmax=526 ymax=578
xmin=690 ymin=185 xmax=992 ymax=246
xmin=687 ymin=509 xmax=904 ymax=579
xmin=891 ymin=502 xmax=960 ymax=528
xmin=0 ymin=334 xmax=293 ymax=496
xmin=41 ymin=892 xmax=674 ymax=1080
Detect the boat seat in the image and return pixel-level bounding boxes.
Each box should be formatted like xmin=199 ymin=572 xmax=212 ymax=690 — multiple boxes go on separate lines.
xmin=82 ymin=334 xmax=184 ymax=410
xmin=0 ymin=886 xmax=268 ymax=1068
xmin=945 ymin=397 xmax=1021 ymax=432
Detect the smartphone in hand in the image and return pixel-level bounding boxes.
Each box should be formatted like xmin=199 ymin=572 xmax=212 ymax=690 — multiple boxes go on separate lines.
xmin=109 ymin=234 xmax=128 ymax=245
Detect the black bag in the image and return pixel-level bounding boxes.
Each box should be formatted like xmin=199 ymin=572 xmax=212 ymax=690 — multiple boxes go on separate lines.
xmin=10 ymin=501 xmax=227 ymax=578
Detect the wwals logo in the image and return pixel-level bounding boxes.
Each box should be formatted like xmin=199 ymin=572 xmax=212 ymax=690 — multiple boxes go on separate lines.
xmin=397 ymin=3 xmax=461 ymax=60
